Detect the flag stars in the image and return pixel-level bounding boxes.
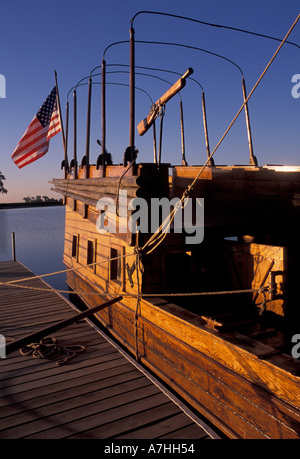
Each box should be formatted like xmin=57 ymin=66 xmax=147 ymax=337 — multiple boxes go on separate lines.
xmin=37 ymin=88 xmax=57 ymax=127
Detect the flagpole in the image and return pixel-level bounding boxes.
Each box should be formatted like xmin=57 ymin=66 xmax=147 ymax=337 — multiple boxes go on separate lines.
xmin=54 ymin=70 xmax=68 ymax=178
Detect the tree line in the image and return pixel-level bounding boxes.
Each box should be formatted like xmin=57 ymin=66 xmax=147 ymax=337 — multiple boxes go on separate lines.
xmin=23 ymin=196 xmax=63 ymax=204
xmin=0 ymin=172 xmax=62 ymax=205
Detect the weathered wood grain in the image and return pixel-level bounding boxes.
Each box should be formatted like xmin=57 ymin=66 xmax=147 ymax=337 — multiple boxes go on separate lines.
xmin=0 ymin=261 xmax=214 ymax=439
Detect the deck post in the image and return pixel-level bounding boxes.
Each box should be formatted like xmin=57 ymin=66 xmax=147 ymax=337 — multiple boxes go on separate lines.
xmin=54 ymin=70 xmax=68 ymax=178
xmin=73 ymin=89 xmax=78 ymax=179
xmin=179 ymin=98 xmax=187 ymax=166
xmin=85 ymin=77 xmax=92 ymax=179
xmin=101 ymin=59 xmax=106 ymax=177
xmin=11 ymin=232 xmax=16 ymax=262
xmin=129 ymin=26 xmax=135 ymax=162
xmin=65 ymin=99 xmax=69 ymax=173
xmin=202 ymin=91 xmax=214 ymax=166
xmin=242 ymin=77 xmax=257 ymax=166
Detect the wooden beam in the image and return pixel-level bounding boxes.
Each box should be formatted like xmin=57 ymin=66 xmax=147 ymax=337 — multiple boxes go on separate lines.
xmin=51 ymin=176 xmax=143 ymax=188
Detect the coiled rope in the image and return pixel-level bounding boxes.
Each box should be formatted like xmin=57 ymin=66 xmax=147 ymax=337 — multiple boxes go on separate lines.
xmin=19 ymin=337 xmax=85 ymax=365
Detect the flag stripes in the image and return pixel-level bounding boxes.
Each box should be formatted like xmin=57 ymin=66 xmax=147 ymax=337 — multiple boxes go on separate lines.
xmin=12 ymin=87 xmax=62 ymax=169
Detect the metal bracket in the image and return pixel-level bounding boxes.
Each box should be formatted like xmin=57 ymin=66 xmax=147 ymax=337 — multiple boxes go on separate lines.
xmin=269 ymin=270 xmax=286 ymax=300
xmin=201 ymin=316 xmax=224 ymax=332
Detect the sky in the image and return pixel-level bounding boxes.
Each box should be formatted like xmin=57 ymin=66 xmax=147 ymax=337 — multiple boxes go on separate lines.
xmin=0 ymin=0 xmax=299 ymax=203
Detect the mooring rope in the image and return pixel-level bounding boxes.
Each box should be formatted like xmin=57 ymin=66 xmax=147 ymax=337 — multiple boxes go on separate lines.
xmin=19 ymin=337 xmax=85 ymax=365
xmin=0 ymin=274 xmax=269 ymax=299
xmin=0 ymin=257 xmax=270 ymax=302
xmin=0 ymin=252 xmax=136 ymax=286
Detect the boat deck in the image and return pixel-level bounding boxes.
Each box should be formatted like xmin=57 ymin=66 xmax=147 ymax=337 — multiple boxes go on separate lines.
xmin=0 ymin=261 xmax=219 ymax=439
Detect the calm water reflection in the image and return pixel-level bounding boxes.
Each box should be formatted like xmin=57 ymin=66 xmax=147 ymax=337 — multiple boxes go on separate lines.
xmin=0 ymin=206 xmax=66 ymax=291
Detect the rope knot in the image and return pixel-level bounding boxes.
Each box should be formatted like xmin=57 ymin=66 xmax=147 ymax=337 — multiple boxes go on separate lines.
xmin=182 ymin=184 xmax=193 ymax=199
xmin=258 ymin=286 xmax=269 ymax=316
xmin=134 ymin=246 xmax=144 ymax=275
xmin=134 ymin=246 xmax=142 ymax=256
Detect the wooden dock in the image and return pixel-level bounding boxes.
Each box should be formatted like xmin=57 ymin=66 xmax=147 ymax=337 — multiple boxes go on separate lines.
xmin=0 ymin=261 xmax=220 ymax=439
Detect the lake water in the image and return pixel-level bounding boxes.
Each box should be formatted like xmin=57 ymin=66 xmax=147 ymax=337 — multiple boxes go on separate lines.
xmin=0 ymin=206 xmax=67 ymax=292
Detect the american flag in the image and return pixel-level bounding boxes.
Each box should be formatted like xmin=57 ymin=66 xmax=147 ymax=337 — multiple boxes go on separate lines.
xmin=12 ymin=87 xmax=62 ymax=169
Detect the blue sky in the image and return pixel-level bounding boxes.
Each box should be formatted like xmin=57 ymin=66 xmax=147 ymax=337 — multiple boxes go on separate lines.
xmin=0 ymin=0 xmax=299 ymax=202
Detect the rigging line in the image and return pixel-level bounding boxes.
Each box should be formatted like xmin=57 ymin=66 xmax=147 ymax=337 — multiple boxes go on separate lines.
xmin=136 ymin=40 xmax=243 ymax=75
xmin=67 ymin=78 xmax=154 ymax=104
xmin=98 ymin=39 xmax=245 ymax=78
xmin=115 ymin=159 xmax=136 ymax=217
xmin=131 ymin=10 xmax=300 ymax=50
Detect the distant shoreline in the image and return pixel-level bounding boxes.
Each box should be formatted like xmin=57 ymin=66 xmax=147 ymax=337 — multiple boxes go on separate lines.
xmin=0 ymin=202 xmax=63 ymax=209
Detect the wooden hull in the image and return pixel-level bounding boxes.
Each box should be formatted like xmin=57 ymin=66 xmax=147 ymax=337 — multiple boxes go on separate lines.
xmin=55 ymin=164 xmax=300 ymax=438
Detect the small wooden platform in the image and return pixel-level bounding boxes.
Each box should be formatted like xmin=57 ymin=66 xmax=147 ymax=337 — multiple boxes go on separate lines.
xmin=0 ymin=261 xmax=219 ymax=439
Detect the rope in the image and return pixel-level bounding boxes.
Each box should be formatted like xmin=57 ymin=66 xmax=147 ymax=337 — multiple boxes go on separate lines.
xmin=0 ymin=252 xmax=136 ymax=287
xmin=140 ymin=196 xmax=190 ymax=255
xmin=141 ymin=286 xmax=269 ymax=297
xmin=259 ymin=289 xmax=267 ymax=316
xmin=0 ymin=273 xmax=269 ymax=299
xmin=116 ymin=158 xmax=137 ymax=217
xmin=134 ymin=248 xmax=142 ymax=361
xmin=19 ymin=337 xmax=85 ymax=365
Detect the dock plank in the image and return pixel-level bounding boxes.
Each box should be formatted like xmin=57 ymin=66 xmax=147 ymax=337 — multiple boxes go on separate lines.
xmin=0 ymin=261 xmax=218 ymax=439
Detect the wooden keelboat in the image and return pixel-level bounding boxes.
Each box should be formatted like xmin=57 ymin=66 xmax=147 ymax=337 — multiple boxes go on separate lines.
xmin=51 ymin=161 xmax=300 ymax=439
xmin=51 ymin=16 xmax=300 ymax=438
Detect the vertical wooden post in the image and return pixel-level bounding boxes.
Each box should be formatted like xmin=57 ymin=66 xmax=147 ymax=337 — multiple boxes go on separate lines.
xmin=179 ymin=98 xmax=187 ymax=166
xmin=65 ymin=100 xmax=69 ymax=172
xmin=129 ymin=26 xmax=135 ymax=162
xmin=85 ymin=77 xmax=92 ymax=179
xmin=73 ymin=89 xmax=78 ymax=179
xmin=101 ymin=59 xmax=106 ymax=177
xmin=54 ymin=71 xmax=68 ymax=178
xmin=153 ymin=122 xmax=157 ymax=164
xmin=11 ymin=232 xmax=16 ymax=262
xmin=202 ymin=91 xmax=214 ymax=166
xmin=242 ymin=77 xmax=257 ymax=166
xmin=158 ymin=108 xmax=165 ymax=167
